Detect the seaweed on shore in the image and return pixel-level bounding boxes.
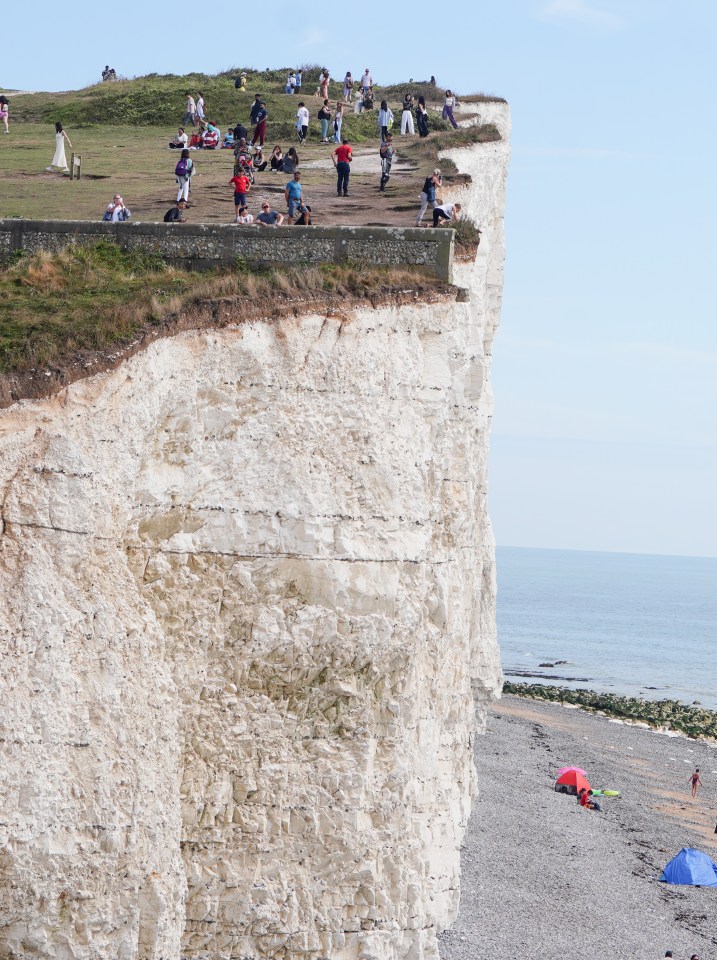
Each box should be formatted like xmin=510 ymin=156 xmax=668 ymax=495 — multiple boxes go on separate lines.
xmin=502 ymin=682 xmax=717 ymax=741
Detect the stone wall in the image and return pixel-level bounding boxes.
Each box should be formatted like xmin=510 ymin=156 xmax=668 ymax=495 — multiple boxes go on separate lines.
xmin=0 ymin=220 xmax=454 ymax=282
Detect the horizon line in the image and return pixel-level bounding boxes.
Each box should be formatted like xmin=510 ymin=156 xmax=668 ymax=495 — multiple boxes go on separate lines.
xmin=496 ymin=544 xmax=717 ymax=562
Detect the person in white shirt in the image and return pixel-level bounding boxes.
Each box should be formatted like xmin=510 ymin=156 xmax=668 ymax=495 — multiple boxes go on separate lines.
xmin=183 ymin=93 xmax=197 ymax=127
xmin=104 ymin=194 xmax=130 ymax=222
xmin=361 ymin=68 xmax=373 ymax=92
xmin=432 ymin=201 xmax=461 ymax=227
xmin=169 ymin=127 xmax=189 ymax=149
xmin=296 ymin=102 xmax=310 ymax=143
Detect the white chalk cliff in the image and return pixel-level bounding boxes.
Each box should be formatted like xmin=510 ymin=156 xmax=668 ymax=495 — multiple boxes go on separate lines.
xmin=0 ymin=103 xmax=510 ymax=960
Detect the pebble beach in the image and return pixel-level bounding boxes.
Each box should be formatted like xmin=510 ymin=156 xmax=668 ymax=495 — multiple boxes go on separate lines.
xmin=438 ymin=695 xmax=717 ymax=960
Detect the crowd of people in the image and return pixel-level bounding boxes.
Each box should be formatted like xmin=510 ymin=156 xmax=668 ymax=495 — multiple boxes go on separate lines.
xmin=93 ymin=69 xmax=466 ymax=231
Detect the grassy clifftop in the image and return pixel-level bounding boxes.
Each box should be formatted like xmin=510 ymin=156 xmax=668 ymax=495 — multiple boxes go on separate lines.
xmin=10 ymin=67 xmax=505 ymax=137
xmin=0 ymin=243 xmax=450 ymax=385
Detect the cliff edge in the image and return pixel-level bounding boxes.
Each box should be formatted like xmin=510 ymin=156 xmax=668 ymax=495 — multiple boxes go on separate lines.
xmin=0 ymin=103 xmax=510 ymax=960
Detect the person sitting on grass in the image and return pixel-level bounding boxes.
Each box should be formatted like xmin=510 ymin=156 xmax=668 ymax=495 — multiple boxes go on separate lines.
xmin=164 ymin=199 xmax=188 ymax=223
xmin=282 ymin=147 xmax=299 ymax=174
xmin=269 ymin=145 xmax=284 ymax=171
xmin=432 ymin=201 xmax=461 ymax=227
xmin=253 ymin=145 xmax=267 ymax=171
xmin=169 ymin=127 xmax=188 ymax=149
xmin=256 ymin=202 xmax=284 ymax=226
xmin=201 ymin=121 xmax=220 ymax=149
xmin=284 ymin=171 xmax=304 ymax=223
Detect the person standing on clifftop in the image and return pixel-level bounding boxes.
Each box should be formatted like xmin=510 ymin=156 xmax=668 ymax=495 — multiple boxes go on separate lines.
xmin=442 ymin=89 xmax=458 ymax=129
xmin=377 ymin=101 xmax=394 ymax=143
xmin=296 ymin=102 xmax=309 ymax=144
xmin=379 ymin=134 xmax=396 ymax=192
xmin=183 ymin=93 xmax=197 ymax=128
xmin=416 ymin=169 xmax=442 ymax=226
xmin=251 ymin=101 xmax=268 ymax=146
xmin=284 ymin=171 xmax=304 ymax=223
xmin=400 ymin=93 xmax=415 ymax=135
xmin=333 ymin=138 xmax=353 ymax=197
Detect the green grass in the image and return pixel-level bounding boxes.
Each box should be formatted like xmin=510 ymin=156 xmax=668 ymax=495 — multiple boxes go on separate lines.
xmin=0 ymin=243 xmax=448 ymax=375
xmin=11 ymin=68 xmax=504 ymax=130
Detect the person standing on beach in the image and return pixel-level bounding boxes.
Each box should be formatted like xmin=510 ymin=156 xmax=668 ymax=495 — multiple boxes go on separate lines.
xmin=689 ymin=768 xmax=702 ymax=798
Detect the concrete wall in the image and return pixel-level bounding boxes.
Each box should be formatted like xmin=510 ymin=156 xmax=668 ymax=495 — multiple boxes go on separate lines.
xmin=0 ymin=219 xmax=455 ymax=282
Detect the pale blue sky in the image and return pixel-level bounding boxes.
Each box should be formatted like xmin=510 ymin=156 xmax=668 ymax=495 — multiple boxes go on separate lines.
xmin=4 ymin=0 xmax=716 ymax=556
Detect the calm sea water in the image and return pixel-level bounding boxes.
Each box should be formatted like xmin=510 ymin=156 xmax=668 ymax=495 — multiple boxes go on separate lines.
xmin=497 ymin=546 xmax=717 ymax=710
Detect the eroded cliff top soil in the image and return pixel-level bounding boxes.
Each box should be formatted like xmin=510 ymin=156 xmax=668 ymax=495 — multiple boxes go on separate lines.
xmin=0 ymin=246 xmax=457 ymax=408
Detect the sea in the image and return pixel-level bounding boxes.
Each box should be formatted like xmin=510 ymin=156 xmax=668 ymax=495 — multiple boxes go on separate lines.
xmin=497 ymin=546 xmax=717 ymax=711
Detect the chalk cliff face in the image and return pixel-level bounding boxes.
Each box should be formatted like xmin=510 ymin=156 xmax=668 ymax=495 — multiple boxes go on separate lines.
xmin=0 ymin=104 xmax=509 ymax=960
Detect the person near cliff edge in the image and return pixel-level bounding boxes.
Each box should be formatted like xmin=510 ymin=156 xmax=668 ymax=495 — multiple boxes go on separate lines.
xmin=432 ymin=201 xmax=461 ymax=227
xmin=416 ymin=169 xmax=442 ymax=226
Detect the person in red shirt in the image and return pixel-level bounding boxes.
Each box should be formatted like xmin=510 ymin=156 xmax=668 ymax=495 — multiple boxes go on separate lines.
xmin=228 ymin=173 xmax=251 ymax=222
xmin=332 ymin=138 xmax=353 ymax=197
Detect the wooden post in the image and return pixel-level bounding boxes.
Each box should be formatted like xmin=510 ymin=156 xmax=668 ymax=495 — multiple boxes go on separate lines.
xmin=70 ymin=153 xmax=81 ymax=180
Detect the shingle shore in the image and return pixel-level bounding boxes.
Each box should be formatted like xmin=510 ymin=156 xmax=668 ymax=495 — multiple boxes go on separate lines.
xmin=439 ymin=695 xmax=717 ymax=960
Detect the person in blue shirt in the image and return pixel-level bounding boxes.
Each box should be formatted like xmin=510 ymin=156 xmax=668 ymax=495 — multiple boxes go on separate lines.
xmin=284 ymin=172 xmax=304 ymax=222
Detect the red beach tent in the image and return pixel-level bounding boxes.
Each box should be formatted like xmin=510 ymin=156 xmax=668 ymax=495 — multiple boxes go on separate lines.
xmin=555 ymin=770 xmax=592 ymax=794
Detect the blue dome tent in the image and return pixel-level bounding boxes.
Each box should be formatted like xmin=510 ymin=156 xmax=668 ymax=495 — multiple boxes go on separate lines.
xmin=660 ymin=848 xmax=717 ymax=886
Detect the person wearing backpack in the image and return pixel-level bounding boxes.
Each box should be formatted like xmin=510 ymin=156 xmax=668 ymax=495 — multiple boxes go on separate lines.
xmin=175 ymin=149 xmax=194 ymax=203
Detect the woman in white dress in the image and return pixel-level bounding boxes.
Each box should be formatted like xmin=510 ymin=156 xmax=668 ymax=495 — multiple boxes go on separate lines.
xmin=48 ymin=122 xmax=72 ymax=172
